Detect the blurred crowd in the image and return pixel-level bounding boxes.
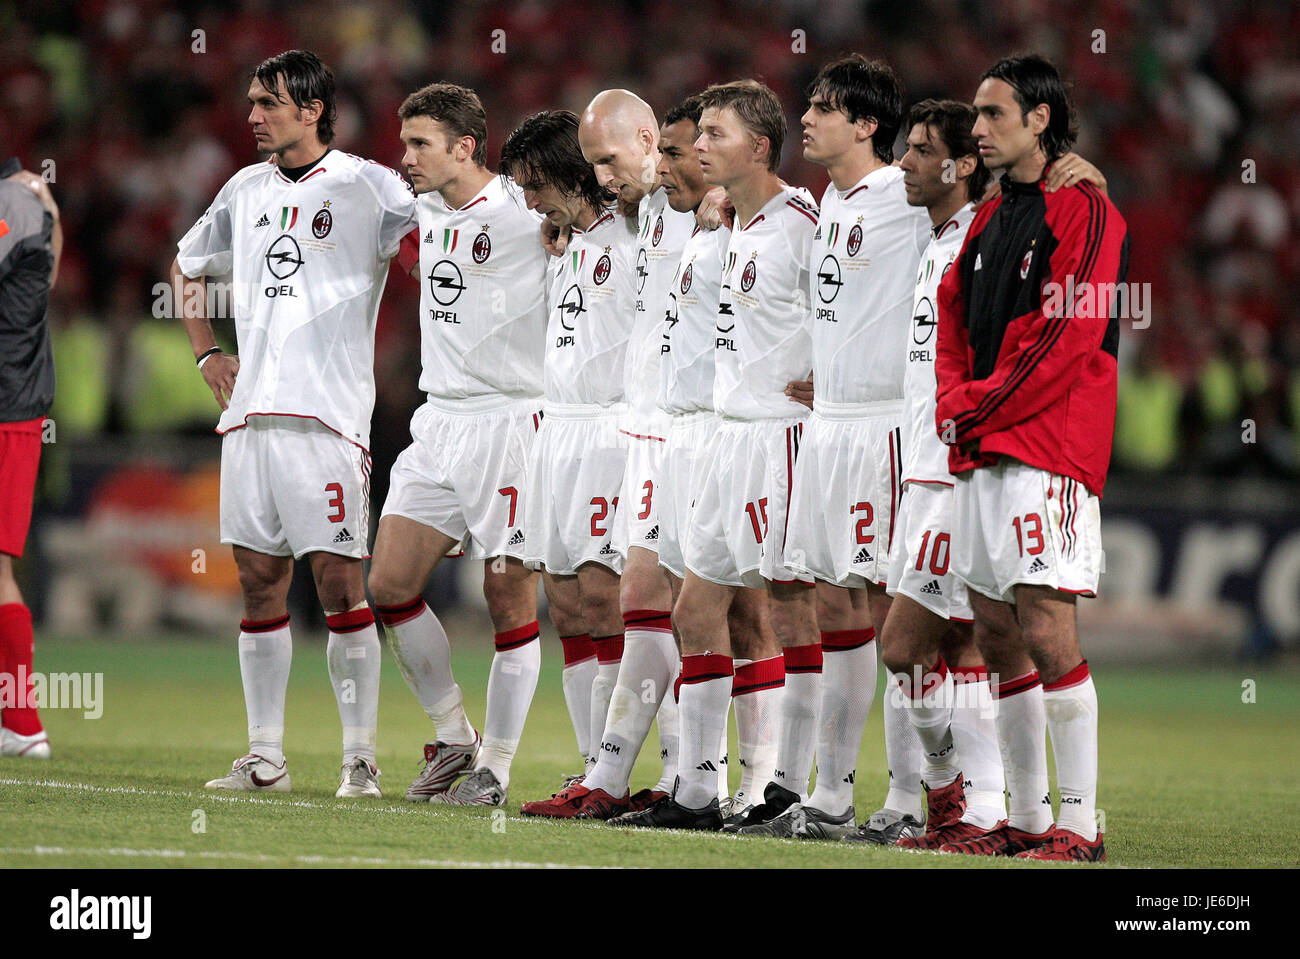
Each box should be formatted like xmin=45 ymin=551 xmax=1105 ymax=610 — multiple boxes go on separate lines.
xmin=5 ymin=0 xmax=1299 ymax=482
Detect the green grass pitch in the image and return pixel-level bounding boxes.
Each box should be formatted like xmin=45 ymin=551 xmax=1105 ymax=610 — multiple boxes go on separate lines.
xmin=1 ymin=630 xmax=1296 ymax=869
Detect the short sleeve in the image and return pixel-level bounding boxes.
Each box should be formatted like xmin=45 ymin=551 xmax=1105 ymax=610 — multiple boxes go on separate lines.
xmin=177 ymin=178 xmax=236 ymax=279
xmin=373 ymin=167 xmax=417 ymax=260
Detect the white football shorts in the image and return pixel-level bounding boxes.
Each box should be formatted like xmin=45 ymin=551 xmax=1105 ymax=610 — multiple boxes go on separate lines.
xmin=886 ymin=480 xmax=973 ymax=622
xmin=524 ymin=404 xmax=628 ymax=576
xmin=657 ymin=411 xmax=720 ymax=579
xmin=220 ymin=414 xmax=372 ymax=560
xmin=952 ymin=457 xmax=1103 ymax=604
xmin=380 ymin=398 xmax=542 ymax=560
xmin=786 ymin=402 xmax=903 ymax=589
xmin=685 ymin=415 xmax=811 ymax=589
xmin=613 ymin=425 xmax=668 ymax=559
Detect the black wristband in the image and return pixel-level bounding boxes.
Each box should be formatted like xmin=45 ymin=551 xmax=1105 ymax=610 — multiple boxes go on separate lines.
xmin=195 ymin=346 xmax=222 ymax=366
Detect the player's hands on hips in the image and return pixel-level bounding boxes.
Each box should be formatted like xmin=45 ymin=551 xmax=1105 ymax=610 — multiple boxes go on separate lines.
xmin=696 ymin=187 xmax=734 ymax=230
xmin=201 ymin=353 xmax=240 ymax=410
xmin=541 ymin=218 xmax=569 ymax=257
xmin=785 ymin=374 xmax=813 ymax=410
xmin=1045 ymin=153 xmax=1107 ymax=195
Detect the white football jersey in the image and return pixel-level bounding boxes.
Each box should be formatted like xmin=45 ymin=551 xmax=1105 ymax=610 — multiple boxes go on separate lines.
xmin=543 ymin=208 xmax=638 ymax=407
xmin=626 ymin=189 xmax=694 ymax=435
xmin=902 ymin=202 xmax=976 ymax=484
xmin=661 ymin=222 xmax=729 ymax=414
xmin=714 ymin=185 xmax=819 ymax=421
xmin=811 ymin=165 xmax=931 ymax=408
xmin=177 ymin=150 xmax=416 ymax=450
xmin=415 ymin=176 xmax=548 ymax=411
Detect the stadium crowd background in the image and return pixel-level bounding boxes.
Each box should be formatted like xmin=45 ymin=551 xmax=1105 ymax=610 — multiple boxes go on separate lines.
xmin=4 ymin=0 xmax=1298 ymax=645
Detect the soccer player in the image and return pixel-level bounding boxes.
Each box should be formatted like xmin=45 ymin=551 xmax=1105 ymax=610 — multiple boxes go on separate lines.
xmin=741 ymin=55 xmax=928 ymax=840
xmin=614 ymin=80 xmax=819 ymax=830
xmin=934 ymin=55 xmax=1128 ymax=861
xmin=172 ymin=50 xmax=416 ymax=797
xmin=367 ymin=83 xmax=548 ymax=807
xmin=493 ymin=112 xmax=637 ymax=814
xmin=0 ymin=162 xmax=61 ymax=760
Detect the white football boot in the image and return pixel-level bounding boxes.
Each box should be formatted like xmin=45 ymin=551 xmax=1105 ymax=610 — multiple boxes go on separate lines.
xmin=336 ymin=757 xmax=382 ymax=798
xmin=0 ymin=727 xmax=51 ymax=759
xmin=204 ymin=753 xmax=291 ymax=792
xmin=430 ymin=767 xmax=507 ymax=806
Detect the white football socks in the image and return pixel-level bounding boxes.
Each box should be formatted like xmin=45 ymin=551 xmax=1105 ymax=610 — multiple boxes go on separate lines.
xmin=772 ymin=644 xmax=822 ymax=799
xmin=807 ymin=629 xmax=876 ymax=817
xmin=996 ymin=670 xmax=1054 ymax=835
xmin=1044 ymin=662 xmax=1099 ymax=840
xmin=882 ymin=670 xmax=925 ymax=819
xmin=900 ymin=658 xmax=959 ymax=788
xmin=653 ymin=658 xmax=681 ymax=793
xmin=732 ymin=656 xmax=782 ymax=806
xmin=559 ymin=634 xmax=597 ymax=769
xmin=675 ymin=653 xmax=733 ymax=809
xmin=378 ymin=598 xmax=474 ymax=745
xmin=588 ymin=634 xmax=623 ymax=773
xmin=950 ymin=669 xmax=1005 ymax=829
xmin=238 ymin=615 xmax=292 ymax=766
xmin=326 ymin=607 xmax=381 ymax=764
xmin=478 ymin=622 xmax=542 ymax=788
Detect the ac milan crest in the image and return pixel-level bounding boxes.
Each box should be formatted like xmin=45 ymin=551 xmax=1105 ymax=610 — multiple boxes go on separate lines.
xmin=311 ymin=202 xmax=332 ymax=239
xmin=740 ymin=258 xmax=757 ymax=292
xmin=593 ymin=253 xmax=612 ymax=285
xmin=680 ymin=263 xmax=693 ymax=294
xmin=472 ymin=231 xmax=491 ymax=263
xmin=652 ymin=215 xmax=664 ymax=247
xmin=846 ymin=223 xmax=862 ymax=257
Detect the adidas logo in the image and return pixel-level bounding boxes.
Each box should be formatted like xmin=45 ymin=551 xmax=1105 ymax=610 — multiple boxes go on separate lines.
xmin=842 ymin=771 xmax=855 ymax=785
xmin=254 ymin=214 xmax=269 ymax=228
xmin=333 ymin=527 xmax=354 ymax=544
xmin=854 ymin=547 xmax=873 ymax=564
xmin=423 ymin=230 xmax=434 ymax=243
xmin=644 ymin=525 xmax=659 ymax=542
xmin=598 ymin=543 xmax=617 ymax=556
xmin=507 ymin=529 xmax=525 ymax=546
xmin=920 ymin=579 xmax=943 ymax=596
xmin=695 ymin=760 xmax=717 ymax=772
xmin=1027 ymin=557 xmax=1048 ymax=573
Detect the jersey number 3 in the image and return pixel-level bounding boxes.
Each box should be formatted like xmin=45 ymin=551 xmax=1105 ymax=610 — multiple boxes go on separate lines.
xmin=325 ymin=483 xmax=345 ymax=523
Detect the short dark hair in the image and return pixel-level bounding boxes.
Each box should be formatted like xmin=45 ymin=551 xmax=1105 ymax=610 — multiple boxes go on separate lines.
xmin=697 ymin=80 xmax=786 ymax=172
xmin=499 ymin=110 xmax=612 ymax=212
xmin=906 ymin=99 xmax=992 ymax=203
xmin=664 ymin=94 xmax=704 ymax=130
xmin=253 ymin=50 xmax=337 ymax=144
xmin=399 ymin=82 xmax=489 ymax=167
xmin=807 ymin=54 xmax=904 ymax=163
xmin=981 ymin=54 xmax=1078 ymax=160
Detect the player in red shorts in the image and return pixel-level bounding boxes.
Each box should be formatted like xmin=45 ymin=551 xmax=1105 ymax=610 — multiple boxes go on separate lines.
xmin=0 ymin=160 xmax=62 ymax=759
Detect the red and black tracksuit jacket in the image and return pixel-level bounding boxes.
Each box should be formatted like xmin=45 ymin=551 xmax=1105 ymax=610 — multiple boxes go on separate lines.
xmin=935 ymin=166 xmax=1130 ymax=496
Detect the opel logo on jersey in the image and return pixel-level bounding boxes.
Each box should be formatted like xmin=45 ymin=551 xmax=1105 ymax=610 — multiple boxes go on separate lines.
xmin=817 ymin=254 xmax=843 ymax=303
xmin=680 ymin=262 xmax=693 ymax=294
xmin=913 ymin=296 xmax=937 ymax=345
xmin=594 ymin=253 xmax=612 ymax=285
xmin=635 ymin=249 xmax=648 ymax=294
xmin=428 ymin=259 xmax=467 ymax=306
xmin=717 ymin=293 xmax=735 ymax=333
xmin=265 ymin=235 xmax=304 ymax=279
xmin=846 ymin=223 xmax=863 ymax=257
xmin=312 ymin=203 xmax=332 ymax=239
xmin=558 ymin=283 xmax=585 ymax=329
xmin=740 ymin=259 xmax=757 ymax=292
xmin=652 ymin=215 xmax=663 ymax=247
xmin=472 ymin=231 xmax=491 ymax=263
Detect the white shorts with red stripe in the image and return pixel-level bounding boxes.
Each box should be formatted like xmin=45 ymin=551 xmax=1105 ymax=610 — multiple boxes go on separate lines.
xmin=220 ymin=414 xmax=372 ymax=560
xmin=381 ymin=398 xmax=542 ymax=561
xmin=523 ymin=403 xmax=628 ymax=576
xmin=785 ymin=401 xmax=903 ymax=589
xmin=886 ymin=480 xmax=973 ymax=621
xmin=684 ymin=414 xmax=811 ymax=589
xmin=951 ymin=457 xmax=1102 ymax=604
xmin=658 ymin=411 xmax=720 ymax=579
xmin=613 ymin=414 xmax=670 ymax=560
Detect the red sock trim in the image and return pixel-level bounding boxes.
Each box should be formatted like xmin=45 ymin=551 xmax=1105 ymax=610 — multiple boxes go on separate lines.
xmin=783 ymin=643 xmax=823 ymax=674
xmin=681 ymin=652 xmax=734 ymax=684
xmin=894 ymin=657 xmax=948 ymax=700
xmin=1043 ymin=659 xmax=1090 ymax=692
xmin=623 ymin=608 xmax=672 ymax=633
xmin=240 ymin=614 xmax=290 ymax=633
xmin=494 ymin=620 xmax=540 ymax=651
xmin=951 ymin=664 xmax=989 ymax=684
xmin=821 ymin=627 xmax=875 ymax=652
xmin=560 ymin=633 xmax=595 ymax=667
xmin=326 ymin=607 xmax=375 ymax=633
xmin=375 ymin=596 xmax=426 ymax=627
xmin=995 ymin=669 xmax=1042 ymax=699
xmin=593 ymin=633 xmax=624 ymax=664
xmin=673 ymin=673 xmax=682 ymax=702
xmin=733 ymin=655 xmax=785 ymax=696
